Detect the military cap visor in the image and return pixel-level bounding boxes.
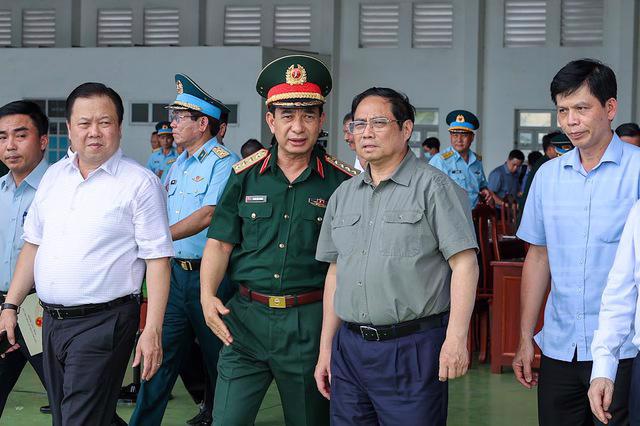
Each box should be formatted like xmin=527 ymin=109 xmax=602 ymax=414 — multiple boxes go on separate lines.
xmin=446 ymin=110 xmax=480 ymax=133
xmin=166 ymin=74 xmax=230 ymax=120
xmin=155 ymin=121 xmax=172 ymax=135
xmin=550 ymin=132 xmax=574 ymax=154
xmin=256 ymin=55 xmax=332 ymax=107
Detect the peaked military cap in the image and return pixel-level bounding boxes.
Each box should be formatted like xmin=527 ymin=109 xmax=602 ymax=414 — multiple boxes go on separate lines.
xmin=446 ymin=110 xmax=480 ymax=133
xmin=256 ymin=55 xmax=332 ymax=107
xmin=166 ymin=73 xmax=230 ymax=120
xmin=550 ymin=132 xmax=574 ymax=154
xmin=155 ymin=121 xmax=172 ymax=135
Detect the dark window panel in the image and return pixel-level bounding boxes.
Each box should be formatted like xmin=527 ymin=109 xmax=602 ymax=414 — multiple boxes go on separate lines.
xmin=132 ymin=103 xmax=149 ymax=123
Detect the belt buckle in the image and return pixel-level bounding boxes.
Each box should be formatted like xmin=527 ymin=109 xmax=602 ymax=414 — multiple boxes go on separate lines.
xmin=179 ymin=260 xmax=192 ymax=271
xmin=52 ymin=308 xmax=64 ymax=320
xmin=268 ymin=296 xmax=286 ymax=309
xmin=359 ymin=325 xmax=379 ymax=341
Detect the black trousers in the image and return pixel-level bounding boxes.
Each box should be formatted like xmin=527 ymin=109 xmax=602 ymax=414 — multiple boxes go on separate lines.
xmin=538 ymin=354 xmax=632 ymax=426
xmin=42 ymin=299 xmax=139 ymax=426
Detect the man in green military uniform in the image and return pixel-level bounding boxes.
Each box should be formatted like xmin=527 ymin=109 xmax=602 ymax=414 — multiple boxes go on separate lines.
xmin=200 ymin=55 xmax=356 ymax=425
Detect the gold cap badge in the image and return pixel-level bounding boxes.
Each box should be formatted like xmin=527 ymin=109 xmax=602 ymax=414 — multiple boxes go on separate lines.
xmin=456 ymin=114 xmax=465 ymax=123
xmin=176 ymin=80 xmax=184 ymax=94
xmin=285 ymin=64 xmax=307 ymax=85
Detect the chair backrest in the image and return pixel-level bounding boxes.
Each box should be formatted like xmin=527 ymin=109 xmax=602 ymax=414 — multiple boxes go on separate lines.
xmin=499 ymin=195 xmax=518 ymax=236
xmin=472 ymin=203 xmax=499 ymax=294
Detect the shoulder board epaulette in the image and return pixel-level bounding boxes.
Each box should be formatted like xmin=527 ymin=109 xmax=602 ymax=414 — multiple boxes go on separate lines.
xmin=212 ymin=146 xmax=230 ymax=159
xmin=324 ymin=154 xmax=360 ymax=177
xmin=441 ymin=151 xmax=454 ymax=160
xmin=166 ymin=158 xmax=176 ymax=165
xmin=233 ymin=149 xmax=269 ymax=174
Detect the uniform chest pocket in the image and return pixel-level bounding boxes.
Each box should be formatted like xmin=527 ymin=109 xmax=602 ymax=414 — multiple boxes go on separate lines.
xmin=331 ymin=214 xmax=360 ymax=256
xmin=450 ymin=172 xmax=466 ymax=186
xmin=239 ymin=203 xmax=273 ymax=250
xmin=379 ymin=210 xmax=423 ymax=257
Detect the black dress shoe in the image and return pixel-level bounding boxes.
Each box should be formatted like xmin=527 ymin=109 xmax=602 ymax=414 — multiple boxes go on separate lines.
xmin=186 ymin=403 xmax=212 ymax=425
xmin=39 ymin=405 xmax=51 ymax=414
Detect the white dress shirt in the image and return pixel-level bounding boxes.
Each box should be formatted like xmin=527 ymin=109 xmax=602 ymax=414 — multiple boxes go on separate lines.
xmin=22 ymin=148 xmax=174 ymax=306
xmin=591 ymin=200 xmax=640 ymax=382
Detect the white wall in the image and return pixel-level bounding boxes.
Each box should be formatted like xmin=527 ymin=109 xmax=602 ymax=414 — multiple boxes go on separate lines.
xmin=0 ymin=47 xmax=264 ymax=164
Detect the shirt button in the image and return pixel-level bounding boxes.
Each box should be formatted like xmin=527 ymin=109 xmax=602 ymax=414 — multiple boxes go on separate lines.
xmin=572 ymin=343 xmax=576 ymax=347
xmin=577 ymin=314 xmax=583 ymax=319
xmin=278 ymin=243 xmax=285 ymax=249
xmin=578 ymin=259 xmax=584 ymax=265
xmin=317 ymin=217 xmax=323 ymax=222
xmin=175 ymin=210 xmax=180 ymax=214
xmin=274 ymin=273 xmax=281 ymax=279
xmin=361 ymin=313 xmax=367 ymax=318
xmin=179 ymin=191 xmax=183 ymax=195
xmin=361 ymin=250 xmax=367 ymax=255
xmin=284 ymin=214 xmax=290 ymax=219
xmin=369 ymin=221 xmax=373 ymax=226
xmin=357 ymin=281 xmax=362 ymax=286
xmin=251 ymin=213 xmax=257 ymax=219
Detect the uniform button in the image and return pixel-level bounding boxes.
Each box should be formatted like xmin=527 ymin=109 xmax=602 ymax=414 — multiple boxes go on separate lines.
xmin=317 ymin=217 xmax=322 ymax=222
xmin=278 ymin=243 xmax=285 ymax=249
xmin=284 ymin=214 xmax=290 ymax=219
xmin=251 ymin=213 xmax=257 ymax=219
xmin=183 ymin=171 xmax=187 ymax=175
xmin=274 ymin=273 xmax=281 ymax=279
xmin=175 ymin=210 xmax=180 ymax=214
xmin=179 ymin=191 xmax=183 ymax=195
xmin=288 ymin=185 xmax=293 ymax=189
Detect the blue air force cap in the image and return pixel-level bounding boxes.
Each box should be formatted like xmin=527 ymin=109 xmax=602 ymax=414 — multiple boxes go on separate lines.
xmin=446 ymin=110 xmax=480 ymax=133
xmin=166 ymin=74 xmax=230 ymax=120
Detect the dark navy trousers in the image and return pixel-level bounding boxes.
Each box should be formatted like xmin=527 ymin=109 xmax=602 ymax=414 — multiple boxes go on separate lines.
xmin=629 ymin=353 xmax=640 ymax=425
xmin=330 ymin=322 xmax=448 ymax=426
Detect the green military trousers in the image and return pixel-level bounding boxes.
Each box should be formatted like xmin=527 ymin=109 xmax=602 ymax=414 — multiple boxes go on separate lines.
xmin=213 ymin=292 xmax=329 ymax=426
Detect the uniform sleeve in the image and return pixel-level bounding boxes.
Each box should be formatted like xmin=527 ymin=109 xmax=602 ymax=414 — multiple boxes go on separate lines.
xmin=477 ymin=161 xmax=489 ymax=190
xmin=315 ymin=191 xmax=340 ymax=263
xmin=487 ymin=168 xmax=501 ymax=193
xmin=516 ymin=167 xmax=546 ymax=245
xmin=428 ymin=155 xmax=445 ymax=173
xmin=427 ymin=174 xmax=478 ymax=260
xmin=202 ymin=156 xmax=235 ymax=206
xmin=591 ymin=201 xmax=640 ymax=382
xmin=207 ymin=171 xmax=243 ymax=244
xmin=133 ymin=176 xmax=175 ymax=259
xmin=146 ymin=154 xmax=155 ymax=172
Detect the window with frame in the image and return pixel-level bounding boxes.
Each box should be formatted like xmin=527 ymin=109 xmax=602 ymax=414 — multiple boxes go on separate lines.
xmin=26 ymin=99 xmax=68 ymax=163
xmin=515 ymin=109 xmax=559 ymax=151
xmin=132 ymin=102 xmax=238 ymax=125
xmin=409 ymin=109 xmax=439 ymax=156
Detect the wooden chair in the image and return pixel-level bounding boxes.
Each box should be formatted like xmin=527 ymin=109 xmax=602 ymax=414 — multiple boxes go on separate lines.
xmin=498 ymin=195 xmax=518 ymax=236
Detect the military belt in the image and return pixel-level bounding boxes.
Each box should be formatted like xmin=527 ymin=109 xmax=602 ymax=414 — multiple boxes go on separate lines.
xmin=41 ymin=294 xmax=140 ymax=320
xmin=239 ymin=284 xmax=323 ymax=309
xmin=346 ymin=311 xmax=449 ymax=342
xmin=173 ymin=258 xmax=201 ymax=271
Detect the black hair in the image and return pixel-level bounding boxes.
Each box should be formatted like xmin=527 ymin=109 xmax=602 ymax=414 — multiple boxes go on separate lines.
xmin=0 ymin=100 xmax=49 ymax=137
xmin=541 ymin=130 xmax=562 ymax=152
xmin=219 ymin=111 xmax=229 ymax=125
xmin=615 ymin=122 xmax=640 ymax=138
xmin=527 ymin=151 xmax=543 ymax=165
xmin=241 ymin=138 xmax=265 ymax=158
xmin=152 ymin=131 xmax=158 ymax=135
xmin=343 ymin=112 xmax=353 ymax=123
xmin=508 ymin=149 xmax=525 ymax=162
xmin=422 ymin=137 xmax=440 ymax=150
xmin=189 ymin=111 xmax=221 ymax=137
xmin=66 ymin=82 xmax=124 ymax=124
xmin=351 ymin=87 xmax=415 ymax=129
xmin=550 ymin=58 xmax=617 ymax=106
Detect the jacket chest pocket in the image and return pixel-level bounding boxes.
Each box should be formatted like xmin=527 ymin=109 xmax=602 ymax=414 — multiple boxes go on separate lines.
xmin=379 ymin=210 xmax=423 ymax=257
xmin=239 ymin=203 xmax=273 ymax=250
xmin=331 ymin=214 xmax=360 ymax=256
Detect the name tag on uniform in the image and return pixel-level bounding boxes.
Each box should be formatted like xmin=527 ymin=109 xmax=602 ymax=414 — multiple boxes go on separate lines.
xmin=245 ymin=195 xmax=267 ymax=203
xmin=451 ymin=170 xmax=463 ymax=174
xmin=308 ymin=198 xmax=327 ymax=208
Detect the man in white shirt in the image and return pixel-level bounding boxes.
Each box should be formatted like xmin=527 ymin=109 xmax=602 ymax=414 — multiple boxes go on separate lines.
xmin=0 ymin=82 xmax=174 ymax=426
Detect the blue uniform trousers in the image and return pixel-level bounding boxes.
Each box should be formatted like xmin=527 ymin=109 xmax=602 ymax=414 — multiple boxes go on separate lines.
xmin=330 ymin=322 xmax=448 ymax=426
xmin=130 ymin=261 xmax=236 ymax=425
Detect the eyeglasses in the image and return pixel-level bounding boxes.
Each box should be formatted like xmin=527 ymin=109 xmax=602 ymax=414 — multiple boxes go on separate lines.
xmin=169 ymin=111 xmax=195 ymax=124
xmin=348 ymin=117 xmax=402 ymax=134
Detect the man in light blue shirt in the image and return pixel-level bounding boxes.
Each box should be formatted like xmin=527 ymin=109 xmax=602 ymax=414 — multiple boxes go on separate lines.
xmin=429 ymin=109 xmax=494 ymax=208
xmin=131 ymin=74 xmax=239 ymax=426
xmin=146 ymin=121 xmax=177 ymax=178
xmin=0 ymin=100 xmax=50 ymax=416
xmin=514 ymin=59 xmax=640 ymax=425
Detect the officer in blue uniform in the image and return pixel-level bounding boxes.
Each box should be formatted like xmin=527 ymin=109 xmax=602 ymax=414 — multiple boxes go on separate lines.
xmin=130 ymin=74 xmax=239 ymax=426
xmin=429 ymin=110 xmax=494 ymax=208
xmin=146 ymin=121 xmax=177 ymax=178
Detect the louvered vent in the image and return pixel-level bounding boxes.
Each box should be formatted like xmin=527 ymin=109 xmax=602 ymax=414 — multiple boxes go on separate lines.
xmin=412 ymin=2 xmax=453 ymax=48
xmin=224 ymin=5 xmax=261 ymax=46
xmin=359 ymin=4 xmax=400 ymax=48
xmin=274 ymin=5 xmax=311 ymax=46
xmin=22 ymin=9 xmax=55 ymax=47
xmin=144 ymin=8 xmax=179 ymax=46
xmin=504 ymin=1 xmax=547 ymax=47
xmin=0 ymin=10 xmax=11 ymax=47
xmin=561 ymin=0 xmax=603 ymax=46
xmin=97 ymin=9 xmax=133 ymax=46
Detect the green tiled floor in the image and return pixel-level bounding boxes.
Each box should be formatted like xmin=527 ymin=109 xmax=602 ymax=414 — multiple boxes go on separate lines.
xmin=0 ymin=361 xmax=538 ymax=425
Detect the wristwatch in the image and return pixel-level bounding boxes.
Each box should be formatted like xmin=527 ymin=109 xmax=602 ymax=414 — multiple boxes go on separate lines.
xmin=0 ymin=303 xmax=20 ymax=314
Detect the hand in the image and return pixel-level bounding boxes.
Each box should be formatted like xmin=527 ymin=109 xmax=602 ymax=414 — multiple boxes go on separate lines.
xmin=133 ymin=326 xmax=163 ymax=381
xmin=480 ymin=188 xmax=493 ymax=204
xmin=202 ymin=296 xmax=233 ymax=346
xmin=512 ymin=338 xmax=538 ymax=388
xmin=588 ymin=377 xmax=615 ymax=424
xmin=314 ymin=349 xmax=332 ymax=400
xmin=0 ymin=309 xmax=20 ymax=358
xmin=438 ymin=335 xmax=469 ymax=381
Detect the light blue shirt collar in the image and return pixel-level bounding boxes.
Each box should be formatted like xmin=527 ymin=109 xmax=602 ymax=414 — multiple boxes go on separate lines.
xmin=1 ymin=157 xmax=49 ymax=192
xmin=562 ymin=132 xmax=622 ymax=174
